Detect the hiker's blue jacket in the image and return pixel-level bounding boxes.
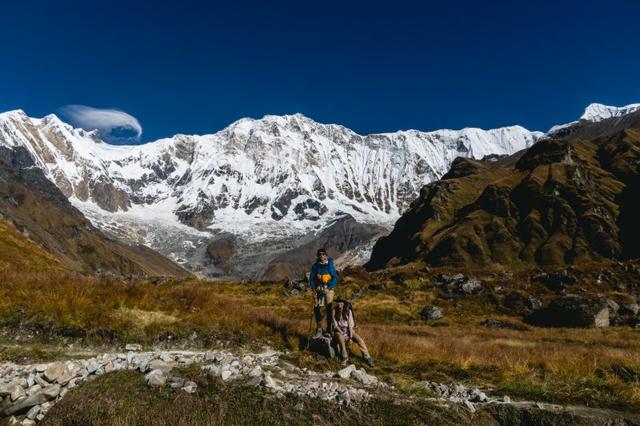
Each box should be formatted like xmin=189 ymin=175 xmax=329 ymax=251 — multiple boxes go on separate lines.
xmin=309 ymin=257 xmax=338 ymax=291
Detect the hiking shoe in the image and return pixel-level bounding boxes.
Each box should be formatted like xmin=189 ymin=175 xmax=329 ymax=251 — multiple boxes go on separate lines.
xmin=365 ymin=356 xmax=374 ymax=367
xmin=340 ymin=358 xmax=348 ymax=367
xmin=313 ymin=328 xmax=323 ymax=339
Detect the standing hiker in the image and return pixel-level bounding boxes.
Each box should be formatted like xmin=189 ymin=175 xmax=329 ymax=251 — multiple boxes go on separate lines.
xmin=333 ymin=298 xmax=374 ymax=367
xmin=309 ymin=248 xmax=338 ymax=337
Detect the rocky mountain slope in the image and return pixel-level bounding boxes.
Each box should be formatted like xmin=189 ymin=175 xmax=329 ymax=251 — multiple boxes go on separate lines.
xmin=367 ymin=109 xmax=640 ymax=270
xmin=0 ymin=109 xmax=541 ymax=279
xmin=0 ymin=145 xmax=189 ymax=276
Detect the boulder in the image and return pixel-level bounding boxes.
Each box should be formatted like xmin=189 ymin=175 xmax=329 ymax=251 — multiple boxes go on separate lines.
xmin=144 ymin=369 xmax=166 ymax=387
xmin=0 ymin=384 xmax=20 ymax=398
xmin=434 ymin=274 xmax=483 ymax=295
xmin=283 ymin=279 xmax=308 ymax=296
xmin=525 ymin=296 xmax=609 ymax=328
xmin=352 ymin=368 xmax=377 ymax=386
xmin=420 ymin=305 xmax=443 ymax=321
xmin=181 ymin=381 xmax=197 ymax=393
xmin=125 ymin=344 xmax=142 ymax=352
xmin=26 ymin=405 xmax=40 ymax=420
xmin=620 ymin=304 xmax=640 ymax=316
xmin=147 ymin=360 xmax=174 ymax=374
xmin=460 ymin=277 xmax=483 ymax=294
xmin=44 ymin=361 xmax=79 ymax=384
xmin=337 ymin=364 xmax=356 ymax=379
xmin=3 ymin=385 xmax=60 ymax=416
xmin=10 ymin=386 xmax=25 ymax=402
xmin=308 ymin=336 xmax=336 ymax=359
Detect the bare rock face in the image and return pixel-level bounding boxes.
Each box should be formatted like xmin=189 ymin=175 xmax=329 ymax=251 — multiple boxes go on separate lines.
xmin=525 ymin=296 xmax=609 ymax=328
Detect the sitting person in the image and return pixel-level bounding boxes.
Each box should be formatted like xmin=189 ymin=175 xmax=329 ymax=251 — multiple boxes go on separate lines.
xmin=332 ymin=298 xmax=374 ymax=367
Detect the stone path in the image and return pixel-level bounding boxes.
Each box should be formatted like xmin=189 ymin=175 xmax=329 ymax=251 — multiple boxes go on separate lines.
xmin=2 ymin=345 xmax=634 ymax=425
xmin=0 ymin=345 xmax=389 ymax=425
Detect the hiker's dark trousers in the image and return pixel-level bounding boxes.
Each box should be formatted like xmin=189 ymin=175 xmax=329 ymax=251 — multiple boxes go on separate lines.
xmin=313 ymin=289 xmax=334 ymax=332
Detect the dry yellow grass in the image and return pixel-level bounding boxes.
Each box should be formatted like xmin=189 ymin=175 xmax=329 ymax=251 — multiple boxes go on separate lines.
xmin=0 ymin=270 xmax=638 ymax=410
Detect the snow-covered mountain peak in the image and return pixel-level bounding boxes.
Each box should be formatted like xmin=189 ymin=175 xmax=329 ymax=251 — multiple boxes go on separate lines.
xmin=0 ymin=107 xmax=547 ymax=278
xmin=0 ymin=109 xmax=29 ymax=120
xmin=548 ymin=102 xmax=640 ymax=135
xmin=580 ymin=102 xmax=640 ymax=122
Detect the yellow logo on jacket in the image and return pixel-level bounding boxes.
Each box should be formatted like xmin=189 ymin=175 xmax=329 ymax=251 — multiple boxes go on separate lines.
xmin=316 ymin=273 xmax=332 ymax=284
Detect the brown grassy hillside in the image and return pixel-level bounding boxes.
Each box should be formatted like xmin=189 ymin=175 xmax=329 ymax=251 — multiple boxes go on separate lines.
xmin=0 ymin=146 xmax=188 ymax=276
xmin=367 ymin=121 xmax=640 ymax=271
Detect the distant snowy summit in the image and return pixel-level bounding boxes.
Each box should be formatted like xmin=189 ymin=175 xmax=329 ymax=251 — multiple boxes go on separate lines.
xmin=548 ymin=102 xmax=640 ymax=135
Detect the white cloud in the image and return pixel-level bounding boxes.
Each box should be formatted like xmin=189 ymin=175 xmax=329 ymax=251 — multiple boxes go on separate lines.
xmin=60 ymin=105 xmax=143 ymax=143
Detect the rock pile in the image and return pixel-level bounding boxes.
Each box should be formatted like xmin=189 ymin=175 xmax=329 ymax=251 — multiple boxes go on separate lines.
xmin=416 ymin=380 xmax=508 ymax=413
xmin=434 ymin=274 xmax=483 ymax=298
xmin=0 ymin=346 xmax=383 ymax=424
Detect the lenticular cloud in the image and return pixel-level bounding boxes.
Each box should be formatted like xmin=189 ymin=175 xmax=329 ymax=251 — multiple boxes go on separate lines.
xmin=60 ymin=105 xmax=143 ymax=144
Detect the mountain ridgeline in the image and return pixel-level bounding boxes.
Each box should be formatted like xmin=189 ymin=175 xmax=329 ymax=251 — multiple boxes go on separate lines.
xmin=0 ymin=104 xmax=638 ymax=278
xmin=0 ymin=109 xmax=540 ymax=279
xmin=366 ymin=110 xmax=640 ymax=271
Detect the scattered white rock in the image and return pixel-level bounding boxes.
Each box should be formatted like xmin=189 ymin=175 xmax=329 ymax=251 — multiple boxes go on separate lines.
xmin=26 ymin=405 xmax=40 ymax=420
xmin=10 ymin=386 xmax=26 ymax=402
xmin=182 ymin=381 xmax=197 ymax=393
xmin=221 ymin=370 xmax=233 ymax=381
xmin=337 ymin=364 xmax=356 ymax=379
xmin=352 ymin=369 xmax=377 ymax=386
xmin=464 ymin=400 xmax=476 ymax=413
xmin=125 ymin=344 xmax=142 ymax=352
xmin=145 ymin=369 xmax=166 ymax=387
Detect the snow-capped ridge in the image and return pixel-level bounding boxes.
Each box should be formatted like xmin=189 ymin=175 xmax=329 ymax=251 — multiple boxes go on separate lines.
xmin=548 ymin=102 xmax=640 ymax=135
xmin=580 ymin=102 xmax=640 ymax=121
xmin=0 ymin=106 xmax=550 ymax=278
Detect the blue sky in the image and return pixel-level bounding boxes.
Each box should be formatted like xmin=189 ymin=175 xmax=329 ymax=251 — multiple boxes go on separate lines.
xmin=1 ymin=0 xmax=640 ymax=144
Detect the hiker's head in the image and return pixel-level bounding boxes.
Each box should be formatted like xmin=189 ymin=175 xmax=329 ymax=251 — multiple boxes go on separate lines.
xmin=334 ymin=298 xmax=347 ymax=311
xmin=317 ymin=248 xmax=327 ymax=260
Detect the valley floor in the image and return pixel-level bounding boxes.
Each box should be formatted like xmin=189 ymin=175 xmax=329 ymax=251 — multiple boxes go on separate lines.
xmin=0 ymin=263 xmax=639 ymax=424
